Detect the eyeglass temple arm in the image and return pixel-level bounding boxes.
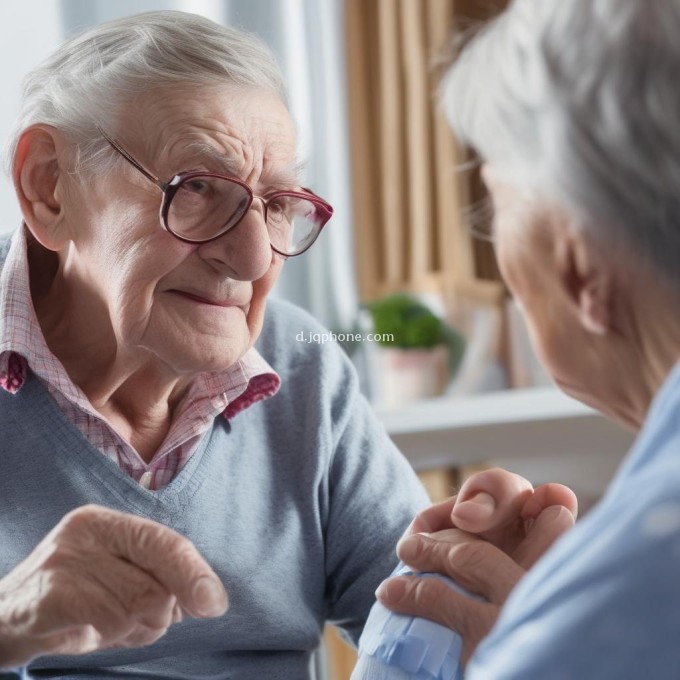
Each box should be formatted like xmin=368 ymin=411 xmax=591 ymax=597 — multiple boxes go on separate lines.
xmin=96 ymin=127 xmax=166 ymax=190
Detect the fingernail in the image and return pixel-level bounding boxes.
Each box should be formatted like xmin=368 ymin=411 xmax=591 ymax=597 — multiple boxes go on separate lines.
xmin=376 ymin=577 xmax=407 ymax=603
xmin=193 ymin=577 xmax=228 ymax=617
xmin=458 ymin=491 xmax=496 ymax=517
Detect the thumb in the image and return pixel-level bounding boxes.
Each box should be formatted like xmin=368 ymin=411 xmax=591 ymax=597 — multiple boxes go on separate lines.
xmin=452 ymin=468 xmax=533 ymax=534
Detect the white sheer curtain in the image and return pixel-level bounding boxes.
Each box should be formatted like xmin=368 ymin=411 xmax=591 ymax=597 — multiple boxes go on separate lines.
xmin=0 ymin=1 xmax=62 ymax=233
xmin=57 ymin=0 xmax=359 ymax=331
xmin=222 ymin=0 xmax=359 ymax=331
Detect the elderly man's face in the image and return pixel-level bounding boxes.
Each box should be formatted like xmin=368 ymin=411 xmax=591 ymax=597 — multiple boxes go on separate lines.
xmin=66 ymin=86 xmax=297 ymax=374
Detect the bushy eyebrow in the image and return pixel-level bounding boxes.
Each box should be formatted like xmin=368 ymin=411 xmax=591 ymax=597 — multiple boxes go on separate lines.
xmin=177 ymin=141 xmax=306 ymax=190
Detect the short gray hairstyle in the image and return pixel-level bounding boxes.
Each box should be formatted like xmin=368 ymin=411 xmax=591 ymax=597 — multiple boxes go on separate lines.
xmin=442 ymin=0 xmax=680 ymax=288
xmin=4 ymin=10 xmax=286 ymax=175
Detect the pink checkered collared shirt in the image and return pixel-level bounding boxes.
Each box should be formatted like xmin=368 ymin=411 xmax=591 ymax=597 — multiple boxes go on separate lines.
xmin=0 ymin=227 xmax=280 ymax=491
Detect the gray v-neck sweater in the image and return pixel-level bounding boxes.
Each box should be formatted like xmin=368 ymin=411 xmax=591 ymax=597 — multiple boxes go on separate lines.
xmin=0 ymin=290 xmax=429 ymax=680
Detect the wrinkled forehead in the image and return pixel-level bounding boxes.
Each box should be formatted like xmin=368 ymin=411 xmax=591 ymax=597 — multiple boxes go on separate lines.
xmin=121 ymin=84 xmax=300 ymax=189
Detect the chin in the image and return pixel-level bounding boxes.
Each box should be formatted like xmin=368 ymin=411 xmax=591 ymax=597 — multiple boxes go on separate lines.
xmin=555 ymin=377 xmax=599 ymax=407
xmin=160 ymin=337 xmax=251 ymax=375
xmin=555 ymin=377 xmax=638 ymax=430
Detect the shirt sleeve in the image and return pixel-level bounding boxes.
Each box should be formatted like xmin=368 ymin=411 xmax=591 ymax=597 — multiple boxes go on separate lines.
xmin=320 ymin=346 xmax=431 ymax=646
xmin=466 ymin=467 xmax=680 ymax=680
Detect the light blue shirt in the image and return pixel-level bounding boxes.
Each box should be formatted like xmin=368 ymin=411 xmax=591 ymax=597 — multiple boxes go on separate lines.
xmin=468 ymin=360 xmax=680 ymax=679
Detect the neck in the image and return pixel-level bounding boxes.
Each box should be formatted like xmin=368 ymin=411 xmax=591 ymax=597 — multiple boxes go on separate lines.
xmin=611 ymin=271 xmax=680 ymax=429
xmin=29 ymin=244 xmax=190 ymax=463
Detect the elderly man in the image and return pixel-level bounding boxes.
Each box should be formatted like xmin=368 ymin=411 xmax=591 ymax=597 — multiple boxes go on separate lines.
xmin=0 ymin=11 xmax=432 ymax=679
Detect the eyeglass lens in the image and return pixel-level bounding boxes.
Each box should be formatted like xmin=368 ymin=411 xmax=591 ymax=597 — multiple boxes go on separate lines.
xmin=167 ymin=175 xmax=323 ymax=255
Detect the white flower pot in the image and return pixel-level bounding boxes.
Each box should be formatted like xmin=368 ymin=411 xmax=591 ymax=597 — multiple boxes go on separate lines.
xmin=371 ymin=345 xmax=448 ymax=407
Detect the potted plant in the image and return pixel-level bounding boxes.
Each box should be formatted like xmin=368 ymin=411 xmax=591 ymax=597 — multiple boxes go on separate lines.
xmin=363 ymin=293 xmax=465 ymax=406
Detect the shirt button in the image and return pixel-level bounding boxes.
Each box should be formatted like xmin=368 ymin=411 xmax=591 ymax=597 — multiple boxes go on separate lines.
xmin=139 ymin=471 xmax=153 ymax=489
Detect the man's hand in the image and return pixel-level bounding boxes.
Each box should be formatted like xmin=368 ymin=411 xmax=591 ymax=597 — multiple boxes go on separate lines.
xmin=376 ymin=468 xmax=577 ymax=664
xmin=0 ymin=505 xmax=228 ymax=669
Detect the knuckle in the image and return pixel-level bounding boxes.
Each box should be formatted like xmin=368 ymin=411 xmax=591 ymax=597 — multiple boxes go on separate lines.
xmin=55 ymin=505 xmax=116 ymax=551
xmin=463 ymin=467 xmax=500 ymax=488
xmin=122 ymin=518 xmax=156 ymax=555
xmin=129 ymin=519 xmax=190 ymax=560
xmin=87 ymin=606 xmax=135 ymax=644
xmin=408 ymin=578 xmax=442 ymax=611
xmin=141 ymin=603 xmax=176 ymax=633
xmin=125 ymin=576 xmax=168 ymax=615
xmin=121 ymin=516 xmax=187 ymax=568
xmin=165 ymin=537 xmax=205 ymax=576
xmin=448 ymin=539 xmax=494 ymax=572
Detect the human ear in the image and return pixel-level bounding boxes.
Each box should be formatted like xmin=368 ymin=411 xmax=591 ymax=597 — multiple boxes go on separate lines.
xmin=555 ymin=225 xmax=611 ymax=336
xmin=13 ymin=125 xmax=70 ymax=251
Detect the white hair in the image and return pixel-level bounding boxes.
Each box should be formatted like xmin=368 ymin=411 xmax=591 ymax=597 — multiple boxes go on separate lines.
xmin=4 ymin=10 xmax=286 ymax=175
xmin=442 ymin=0 xmax=680 ymax=288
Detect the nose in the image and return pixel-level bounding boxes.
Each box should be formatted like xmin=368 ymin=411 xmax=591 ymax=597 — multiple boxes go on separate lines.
xmin=196 ymin=204 xmax=273 ymax=281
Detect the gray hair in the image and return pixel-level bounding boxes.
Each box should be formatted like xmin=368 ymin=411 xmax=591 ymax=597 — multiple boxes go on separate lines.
xmin=442 ymin=0 xmax=680 ymax=288
xmin=4 ymin=10 xmax=286 ymax=175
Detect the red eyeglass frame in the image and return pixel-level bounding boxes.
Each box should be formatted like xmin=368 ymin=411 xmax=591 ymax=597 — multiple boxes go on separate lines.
xmin=97 ymin=128 xmax=333 ymax=257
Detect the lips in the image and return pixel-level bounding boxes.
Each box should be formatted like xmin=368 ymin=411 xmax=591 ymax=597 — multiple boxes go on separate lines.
xmin=169 ymin=289 xmax=249 ymax=309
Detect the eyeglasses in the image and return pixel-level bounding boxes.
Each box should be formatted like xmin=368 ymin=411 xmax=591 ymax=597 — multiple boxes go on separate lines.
xmin=98 ymin=129 xmax=333 ymax=257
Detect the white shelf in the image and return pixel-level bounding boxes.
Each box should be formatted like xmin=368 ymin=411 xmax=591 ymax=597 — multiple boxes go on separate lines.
xmin=377 ymin=387 xmax=593 ymax=435
xmin=375 ymin=388 xmax=635 ymax=491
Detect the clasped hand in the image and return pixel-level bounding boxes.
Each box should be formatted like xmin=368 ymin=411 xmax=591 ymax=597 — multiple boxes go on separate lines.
xmin=376 ymin=468 xmax=578 ymax=665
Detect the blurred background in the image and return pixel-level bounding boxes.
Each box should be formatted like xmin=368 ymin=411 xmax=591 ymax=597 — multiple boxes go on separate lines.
xmin=0 ymin=2 xmax=634 ymax=678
